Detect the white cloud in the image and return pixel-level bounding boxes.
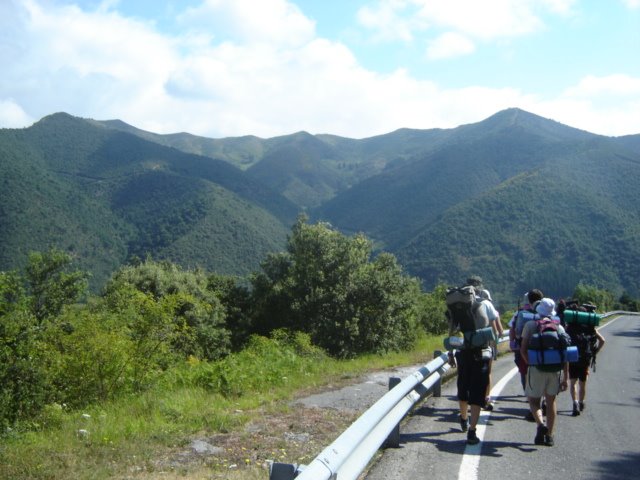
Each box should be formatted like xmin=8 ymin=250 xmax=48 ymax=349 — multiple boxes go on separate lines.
xmin=0 ymin=99 xmax=32 ymax=128
xmin=356 ymin=0 xmax=429 ymax=42
xmin=178 ymin=0 xmax=315 ymax=47
xmin=564 ymin=74 xmax=640 ymax=97
xmin=0 ymin=0 xmax=638 ymax=139
xmin=426 ymin=31 xmax=475 ymax=59
xmin=621 ymin=0 xmax=640 ymax=9
xmin=357 ymin=0 xmax=578 ymax=42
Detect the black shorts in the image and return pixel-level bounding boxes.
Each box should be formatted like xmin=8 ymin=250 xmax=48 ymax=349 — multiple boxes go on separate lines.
xmin=569 ymin=359 xmax=590 ymax=382
xmin=455 ymin=349 xmax=490 ymax=406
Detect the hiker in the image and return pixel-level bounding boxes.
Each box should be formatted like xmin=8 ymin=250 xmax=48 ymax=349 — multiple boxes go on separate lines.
xmin=509 ymin=289 xmax=544 ymax=394
xmin=445 ymin=277 xmax=498 ymax=445
xmin=562 ymin=302 xmax=605 ymax=416
xmin=479 ymin=288 xmax=503 ymax=411
xmin=520 ymin=298 xmax=570 ymax=447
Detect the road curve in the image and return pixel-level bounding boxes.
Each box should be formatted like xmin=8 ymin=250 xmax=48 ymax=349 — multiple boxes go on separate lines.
xmin=364 ymin=314 xmax=640 ymax=480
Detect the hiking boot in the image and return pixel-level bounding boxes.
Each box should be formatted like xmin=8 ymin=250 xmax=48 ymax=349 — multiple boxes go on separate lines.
xmin=579 ymin=401 xmax=585 ymax=412
xmin=467 ymin=428 xmax=480 ymax=445
xmin=544 ymin=434 xmax=554 ymax=447
xmin=534 ymin=425 xmax=548 ymax=445
xmin=460 ymin=416 xmax=469 ymax=432
xmin=572 ymin=401 xmax=580 ymax=417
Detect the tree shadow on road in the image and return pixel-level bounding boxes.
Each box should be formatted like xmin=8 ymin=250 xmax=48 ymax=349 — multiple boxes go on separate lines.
xmin=397 ymin=430 xmax=537 ymax=456
xmin=588 ymin=451 xmax=640 ymax=479
xmin=397 ymin=401 xmax=538 ymax=456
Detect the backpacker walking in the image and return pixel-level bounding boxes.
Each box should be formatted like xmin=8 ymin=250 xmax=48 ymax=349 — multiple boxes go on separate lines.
xmin=445 ymin=277 xmax=499 ymax=445
xmin=520 ymin=298 xmax=570 ymax=447
xmin=561 ymin=302 xmax=605 ymax=416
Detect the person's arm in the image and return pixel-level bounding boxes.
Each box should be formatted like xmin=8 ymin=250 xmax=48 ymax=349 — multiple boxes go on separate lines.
xmin=446 ymin=311 xmax=457 ymax=367
xmin=508 ymin=315 xmax=516 ymax=342
xmin=560 ymin=362 xmax=569 ymax=391
xmin=520 ymin=330 xmax=529 ymax=365
xmin=495 ymin=315 xmax=504 ymax=337
xmin=595 ymin=328 xmax=606 ymax=352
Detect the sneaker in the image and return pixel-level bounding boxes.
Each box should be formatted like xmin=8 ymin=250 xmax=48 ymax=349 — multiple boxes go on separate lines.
xmin=579 ymin=401 xmax=585 ymax=412
xmin=534 ymin=425 xmax=548 ymax=445
xmin=467 ymin=428 xmax=480 ymax=445
xmin=572 ymin=401 xmax=580 ymax=417
xmin=460 ymin=416 xmax=469 ymax=432
xmin=483 ymin=399 xmax=495 ymax=411
xmin=544 ymin=434 xmax=554 ymax=447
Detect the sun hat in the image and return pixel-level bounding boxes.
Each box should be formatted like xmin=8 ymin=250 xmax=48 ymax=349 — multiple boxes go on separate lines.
xmin=536 ymin=297 xmax=556 ymax=317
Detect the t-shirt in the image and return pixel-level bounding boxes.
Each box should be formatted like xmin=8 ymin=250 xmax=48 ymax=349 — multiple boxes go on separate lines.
xmin=479 ymin=299 xmax=499 ymax=323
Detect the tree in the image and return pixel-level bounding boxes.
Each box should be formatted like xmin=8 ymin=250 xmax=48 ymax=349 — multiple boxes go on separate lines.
xmin=251 ymin=217 xmax=423 ymax=357
xmin=572 ymin=283 xmax=615 ymax=312
xmin=104 ymin=259 xmax=231 ymax=360
xmin=24 ymin=248 xmax=88 ymax=323
xmin=0 ymin=271 xmax=51 ymax=427
xmin=416 ymin=283 xmax=449 ymax=335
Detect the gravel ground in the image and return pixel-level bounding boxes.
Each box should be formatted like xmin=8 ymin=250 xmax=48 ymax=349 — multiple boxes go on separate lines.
xmin=137 ymin=362 xmax=445 ymax=479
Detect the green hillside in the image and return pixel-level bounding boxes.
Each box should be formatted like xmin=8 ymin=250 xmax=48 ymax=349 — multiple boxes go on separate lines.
xmin=313 ymin=109 xmax=640 ymax=301
xmin=3 ymin=108 xmax=639 ymax=302
xmin=0 ymin=114 xmax=297 ymax=289
xmin=397 ymin=148 xmax=640 ymax=304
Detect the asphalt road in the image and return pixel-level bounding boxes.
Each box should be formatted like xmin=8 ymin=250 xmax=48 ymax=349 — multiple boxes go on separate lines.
xmin=364 ymin=314 xmax=640 ymax=480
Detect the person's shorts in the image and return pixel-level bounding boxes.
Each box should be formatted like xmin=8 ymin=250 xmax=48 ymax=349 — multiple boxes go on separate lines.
xmin=525 ymin=366 xmax=561 ymax=397
xmin=569 ymin=360 xmax=590 ymax=382
xmin=455 ymin=349 xmax=490 ymax=406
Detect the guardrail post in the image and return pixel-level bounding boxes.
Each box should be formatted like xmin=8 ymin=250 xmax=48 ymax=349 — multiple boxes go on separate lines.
xmin=384 ymin=376 xmax=402 ymax=448
xmin=269 ymin=461 xmax=300 ymax=480
xmin=433 ymin=350 xmax=442 ymax=397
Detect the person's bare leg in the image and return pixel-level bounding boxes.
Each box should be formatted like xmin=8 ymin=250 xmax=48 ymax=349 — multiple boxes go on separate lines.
xmin=579 ymin=379 xmax=587 ymax=402
xmin=528 ymin=397 xmax=544 ymax=426
xmin=459 ymin=400 xmax=468 ymax=420
xmin=545 ymin=394 xmax=557 ymax=434
xmin=469 ymin=404 xmax=481 ymax=430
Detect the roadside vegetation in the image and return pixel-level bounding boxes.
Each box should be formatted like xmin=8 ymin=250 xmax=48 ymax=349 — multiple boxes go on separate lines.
xmin=1 ymin=217 xmax=635 ymax=479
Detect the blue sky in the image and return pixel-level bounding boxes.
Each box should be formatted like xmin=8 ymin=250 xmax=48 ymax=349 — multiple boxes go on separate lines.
xmin=1 ymin=0 xmax=639 ymax=138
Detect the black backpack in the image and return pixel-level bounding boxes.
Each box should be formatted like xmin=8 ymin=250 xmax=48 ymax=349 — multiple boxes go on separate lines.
xmin=567 ymin=322 xmax=598 ymax=370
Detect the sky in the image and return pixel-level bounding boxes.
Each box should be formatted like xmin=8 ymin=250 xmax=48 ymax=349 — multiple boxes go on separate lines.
xmin=1 ymin=0 xmax=639 ymax=139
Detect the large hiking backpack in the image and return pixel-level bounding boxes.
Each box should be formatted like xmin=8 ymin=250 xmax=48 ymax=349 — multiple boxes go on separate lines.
xmin=567 ymin=322 xmax=598 ymax=370
xmin=445 ymin=286 xmax=495 ymax=349
xmin=527 ymin=317 xmax=570 ymax=366
xmin=514 ymin=309 xmax=561 ymax=339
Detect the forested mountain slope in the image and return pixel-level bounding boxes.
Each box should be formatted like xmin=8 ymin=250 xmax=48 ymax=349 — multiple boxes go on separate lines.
xmin=313 ymin=109 xmax=640 ymax=301
xmin=0 ymin=113 xmax=297 ymax=288
xmin=3 ymin=108 xmax=639 ymax=301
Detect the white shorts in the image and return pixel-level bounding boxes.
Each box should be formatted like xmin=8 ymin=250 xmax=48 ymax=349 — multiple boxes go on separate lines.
xmin=525 ymin=367 xmax=561 ymax=397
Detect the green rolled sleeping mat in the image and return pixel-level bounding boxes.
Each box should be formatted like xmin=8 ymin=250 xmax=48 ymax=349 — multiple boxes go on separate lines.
xmin=563 ymin=310 xmax=601 ymax=326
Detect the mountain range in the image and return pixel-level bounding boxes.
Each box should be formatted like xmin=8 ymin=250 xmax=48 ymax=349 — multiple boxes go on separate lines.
xmin=1 ymin=108 xmax=639 ymax=305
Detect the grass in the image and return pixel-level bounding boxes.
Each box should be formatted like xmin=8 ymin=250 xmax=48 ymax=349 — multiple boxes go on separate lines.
xmin=0 ymin=334 xmax=443 ymax=480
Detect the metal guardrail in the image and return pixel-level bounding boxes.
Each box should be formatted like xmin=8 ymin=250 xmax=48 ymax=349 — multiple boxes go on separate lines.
xmin=269 ymin=350 xmax=452 ymax=480
xmin=269 ymin=311 xmax=637 ymax=479
xmin=268 ymin=333 xmax=511 ymax=480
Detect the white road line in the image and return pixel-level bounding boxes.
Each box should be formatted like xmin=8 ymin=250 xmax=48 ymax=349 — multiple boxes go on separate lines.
xmin=598 ymin=315 xmax=621 ymax=330
xmin=456 ymin=313 xmax=621 ymax=479
xmin=458 ymin=317 xmax=620 ymax=480
xmin=457 ymin=366 xmax=519 ymax=480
